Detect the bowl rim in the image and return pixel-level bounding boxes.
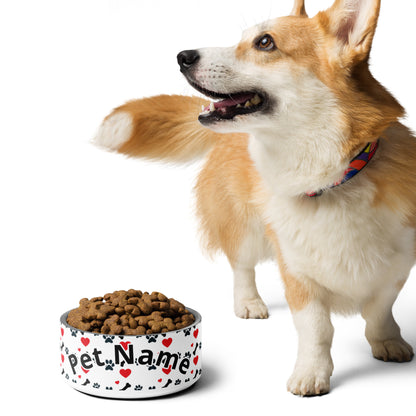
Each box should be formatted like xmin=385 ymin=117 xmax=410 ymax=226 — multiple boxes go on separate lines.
xmin=60 ymin=306 xmax=201 ymax=337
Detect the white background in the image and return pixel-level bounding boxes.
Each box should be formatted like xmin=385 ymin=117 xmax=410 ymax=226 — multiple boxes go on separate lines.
xmin=1 ymin=0 xmax=415 ymax=414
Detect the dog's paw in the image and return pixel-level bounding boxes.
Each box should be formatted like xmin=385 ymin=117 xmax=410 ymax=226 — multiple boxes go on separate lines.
xmin=94 ymin=111 xmax=133 ymax=151
xmin=371 ymin=338 xmax=414 ymax=362
xmin=287 ymin=369 xmax=331 ymax=397
xmin=234 ymin=297 xmax=269 ymax=319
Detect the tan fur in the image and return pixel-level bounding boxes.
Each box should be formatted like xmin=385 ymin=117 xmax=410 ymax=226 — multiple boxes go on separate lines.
xmin=291 ymin=0 xmax=308 ymax=17
xmin=111 ymin=95 xmax=223 ymax=163
xmin=195 ymin=133 xmax=255 ymax=264
xmin=366 ymin=123 xmax=416 ymax=228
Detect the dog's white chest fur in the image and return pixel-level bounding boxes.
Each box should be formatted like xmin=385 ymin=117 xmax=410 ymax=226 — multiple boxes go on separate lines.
xmin=264 ymin=181 xmax=414 ymax=310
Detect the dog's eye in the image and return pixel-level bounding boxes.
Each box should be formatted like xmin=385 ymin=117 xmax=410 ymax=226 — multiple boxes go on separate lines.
xmin=256 ymin=34 xmax=275 ymax=51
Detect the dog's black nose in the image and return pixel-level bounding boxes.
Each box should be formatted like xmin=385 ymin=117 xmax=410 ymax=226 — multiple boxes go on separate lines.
xmin=177 ymin=50 xmax=200 ymax=71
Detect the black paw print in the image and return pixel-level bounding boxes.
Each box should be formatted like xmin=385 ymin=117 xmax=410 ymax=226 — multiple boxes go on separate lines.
xmin=183 ymin=328 xmax=191 ymax=336
xmin=146 ymin=335 xmax=158 ymax=343
xmin=134 ymin=385 xmax=143 ymax=391
xmin=103 ymin=335 xmax=115 ymax=343
xmin=93 ymin=383 xmax=100 ymax=389
xmin=65 ymin=374 xmax=69 ymax=380
xmin=65 ymin=347 xmax=69 ymax=355
xmin=105 ymin=360 xmax=115 ymax=371
xmin=184 ymin=352 xmax=191 ymax=359
xmin=185 ymin=378 xmax=190 ymax=383
xmin=70 ymin=329 xmax=77 ymax=337
xmin=175 ymin=379 xmax=181 ymax=385
xmin=148 ymin=386 xmax=156 ymax=390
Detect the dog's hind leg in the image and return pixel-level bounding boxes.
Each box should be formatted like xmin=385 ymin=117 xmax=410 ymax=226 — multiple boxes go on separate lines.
xmin=195 ymin=135 xmax=272 ymax=319
xmin=232 ymin=225 xmax=271 ymax=319
xmin=362 ymin=285 xmax=414 ymax=362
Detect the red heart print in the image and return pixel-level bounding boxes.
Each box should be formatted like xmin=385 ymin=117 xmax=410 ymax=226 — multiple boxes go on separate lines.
xmin=61 ymin=328 xmax=64 ymax=336
xmin=193 ymin=329 xmax=199 ymax=339
xmin=81 ymin=367 xmax=89 ymax=374
xmin=191 ymin=370 xmax=194 ymax=374
xmin=158 ymin=379 xmax=162 ymax=383
xmin=120 ymin=341 xmax=130 ymax=351
xmin=191 ymin=343 xmax=194 ymax=347
xmin=61 ymin=354 xmax=64 ymax=363
xmin=119 ymin=369 xmax=131 ymax=378
xmin=81 ymin=337 xmax=90 ymax=347
xmin=193 ymin=356 xmax=199 ymax=365
xmin=115 ymin=381 xmax=119 ymax=385
xmin=162 ymin=338 xmax=172 ymax=348
xmin=78 ymin=375 xmax=81 ymax=378
xmin=162 ymin=365 xmax=172 ymax=375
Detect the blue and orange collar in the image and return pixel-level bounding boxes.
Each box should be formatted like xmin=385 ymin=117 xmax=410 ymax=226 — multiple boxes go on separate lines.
xmin=306 ymin=140 xmax=379 ymax=197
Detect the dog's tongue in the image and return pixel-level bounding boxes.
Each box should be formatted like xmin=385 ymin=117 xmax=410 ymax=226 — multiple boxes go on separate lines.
xmin=214 ymin=93 xmax=254 ymax=109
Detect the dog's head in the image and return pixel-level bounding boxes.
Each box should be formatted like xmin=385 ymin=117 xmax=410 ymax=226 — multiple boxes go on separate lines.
xmin=178 ymin=0 xmax=403 ymax=151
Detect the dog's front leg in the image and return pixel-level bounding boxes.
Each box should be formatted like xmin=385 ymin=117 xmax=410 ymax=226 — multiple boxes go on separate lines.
xmin=269 ymin=229 xmax=334 ymax=395
xmin=284 ymin=277 xmax=334 ymax=396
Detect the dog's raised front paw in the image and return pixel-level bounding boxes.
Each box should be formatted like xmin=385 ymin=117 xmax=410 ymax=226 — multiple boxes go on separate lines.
xmin=287 ymin=369 xmax=331 ymax=397
xmin=234 ymin=298 xmax=269 ymax=319
xmin=371 ymin=338 xmax=414 ymax=362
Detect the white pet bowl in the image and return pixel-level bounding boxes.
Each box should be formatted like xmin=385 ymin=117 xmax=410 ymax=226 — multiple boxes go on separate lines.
xmin=60 ymin=308 xmax=202 ymax=398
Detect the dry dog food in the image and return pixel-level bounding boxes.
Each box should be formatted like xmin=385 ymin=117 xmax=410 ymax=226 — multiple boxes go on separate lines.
xmin=67 ymin=289 xmax=195 ymax=335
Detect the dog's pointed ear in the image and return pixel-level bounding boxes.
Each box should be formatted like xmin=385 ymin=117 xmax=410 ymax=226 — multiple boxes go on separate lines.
xmin=319 ymin=0 xmax=381 ymax=64
xmin=291 ymin=0 xmax=308 ymax=17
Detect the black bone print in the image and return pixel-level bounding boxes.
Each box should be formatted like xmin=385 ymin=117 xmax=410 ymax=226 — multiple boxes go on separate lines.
xmin=162 ymin=379 xmax=173 ymax=388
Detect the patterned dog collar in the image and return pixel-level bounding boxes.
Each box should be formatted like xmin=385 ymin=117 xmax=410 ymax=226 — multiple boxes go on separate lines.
xmin=306 ymin=140 xmax=379 ymax=197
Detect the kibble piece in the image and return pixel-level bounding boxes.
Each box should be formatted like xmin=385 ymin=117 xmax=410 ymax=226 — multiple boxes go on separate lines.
xmin=128 ymin=297 xmax=140 ymax=305
xmin=138 ymin=300 xmax=152 ymax=315
xmin=158 ymin=293 xmax=168 ymax=302
xmin=129 ymin=317 xmax=138 ymax=329
xmin=137 ymin=315 xmax=151 ymax=326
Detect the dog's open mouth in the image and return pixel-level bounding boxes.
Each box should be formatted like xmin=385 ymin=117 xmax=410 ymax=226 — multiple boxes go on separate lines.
xmin=189 ymin=82 xmax=266 ymax=124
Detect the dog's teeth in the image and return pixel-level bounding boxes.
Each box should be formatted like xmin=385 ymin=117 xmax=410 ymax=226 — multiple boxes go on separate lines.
xmin=209 ymin=102 xmax=215 ymax=112
xmin=201 ymin=105 xmax=205 ymax=111
xmin=236 ymin=104 xmax=242 ymax=108
xmin=251 ymin=94 xmax=261 ymax=105
xmin=244 ymin=101 xmax=251 ymax=108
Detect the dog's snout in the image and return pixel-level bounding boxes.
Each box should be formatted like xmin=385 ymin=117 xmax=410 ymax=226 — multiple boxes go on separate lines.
xmin=177 ymin=50 xmax=200 ymax=71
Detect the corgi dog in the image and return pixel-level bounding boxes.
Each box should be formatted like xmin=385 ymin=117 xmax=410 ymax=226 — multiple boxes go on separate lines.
xmin=95 ymin=0 xmax=415 ymax=396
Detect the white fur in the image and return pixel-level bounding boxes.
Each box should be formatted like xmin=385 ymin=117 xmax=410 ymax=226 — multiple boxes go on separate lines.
xmin=94 ymin=111 xmax=133 ymax=150
xmin=253 ymin=142 xmax=415 ymax=313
